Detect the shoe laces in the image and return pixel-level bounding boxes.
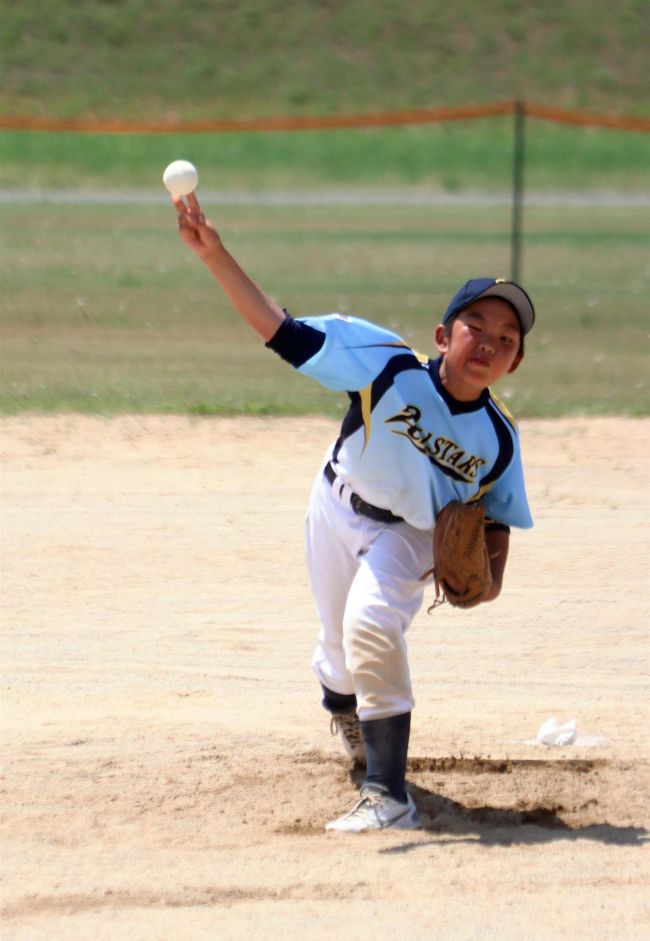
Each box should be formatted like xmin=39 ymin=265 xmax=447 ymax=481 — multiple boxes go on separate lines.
xmin=330 ymin=712 xmax=362 ymax=745
xmin=358 ymin=792 xmax=384 ymax=808
xmin=345 ymin=790 xmax=391 ymax=818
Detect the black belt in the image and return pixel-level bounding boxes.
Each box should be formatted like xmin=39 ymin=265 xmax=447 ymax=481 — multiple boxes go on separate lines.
xmin=324 ymin=462 xmax=403 ymax=524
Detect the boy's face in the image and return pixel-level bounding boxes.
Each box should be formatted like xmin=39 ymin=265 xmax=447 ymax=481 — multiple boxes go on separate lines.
xmin=434 ymin=298 xmax=523 ymax=401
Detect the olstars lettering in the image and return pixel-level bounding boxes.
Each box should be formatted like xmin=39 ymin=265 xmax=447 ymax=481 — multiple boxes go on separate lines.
xmin=385 ymin=405 xmax=486 ymax=483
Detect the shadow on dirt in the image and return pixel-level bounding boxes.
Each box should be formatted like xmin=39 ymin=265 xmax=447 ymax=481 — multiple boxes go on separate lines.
xmin=343 ymin=757 xmax=649 ymax=850
xmin=403 ymin=782 xmax=649 ymax=848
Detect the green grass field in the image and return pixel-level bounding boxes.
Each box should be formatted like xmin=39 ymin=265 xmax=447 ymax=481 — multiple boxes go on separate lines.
xmin=2 ymin=197 xmax=648 ymax=417
xmin=2 ymin=122 xmax=650 ymax=192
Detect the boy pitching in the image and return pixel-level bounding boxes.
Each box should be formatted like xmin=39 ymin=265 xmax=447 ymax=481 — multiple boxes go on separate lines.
xmin=172 ymin=192 xmax=534 ymax=833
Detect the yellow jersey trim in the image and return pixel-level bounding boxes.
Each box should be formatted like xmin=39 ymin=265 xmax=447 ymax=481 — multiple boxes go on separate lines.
xmin=488 ymin=389 xmax=518 ymax=432
xmin=359 ymin=383 xmax=373 ymax=451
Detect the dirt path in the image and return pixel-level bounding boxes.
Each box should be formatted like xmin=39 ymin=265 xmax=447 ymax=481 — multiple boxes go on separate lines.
xmin=1 ymin=415 xmax=649 ymax=940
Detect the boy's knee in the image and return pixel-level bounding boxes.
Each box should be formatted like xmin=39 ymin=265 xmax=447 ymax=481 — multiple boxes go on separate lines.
xmin=341 ymin=609 xmax=412 ymax=718
xmin=342 ymin=608 xmax=399 ymax=671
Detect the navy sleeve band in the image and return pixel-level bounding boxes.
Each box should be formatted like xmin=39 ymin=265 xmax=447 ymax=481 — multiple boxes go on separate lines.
xmin=265 ymin=313 xmax=326 ymax=368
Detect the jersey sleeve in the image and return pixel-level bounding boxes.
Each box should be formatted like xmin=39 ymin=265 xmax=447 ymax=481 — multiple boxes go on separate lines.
xmin=267 ymin=313 xmax=405 ymax=390
xmin=292 ymin=314 xmax=408 ymax=392
xmin=482 ymin=444 xmax=533 ymax=530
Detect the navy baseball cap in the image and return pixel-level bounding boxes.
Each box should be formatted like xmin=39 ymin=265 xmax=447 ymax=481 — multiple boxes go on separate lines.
xmin=442 ymin=278 xmax=535 ymax=335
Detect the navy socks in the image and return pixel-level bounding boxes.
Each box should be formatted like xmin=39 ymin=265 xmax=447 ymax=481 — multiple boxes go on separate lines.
xmin=321 ymin=684 xmax=357 ymax=715
xmin=360 ymin=712 xmax=411 ymax=803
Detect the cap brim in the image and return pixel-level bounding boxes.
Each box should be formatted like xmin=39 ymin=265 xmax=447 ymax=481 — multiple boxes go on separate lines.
xmin=474 ymin=282 xmax=535 ymax=335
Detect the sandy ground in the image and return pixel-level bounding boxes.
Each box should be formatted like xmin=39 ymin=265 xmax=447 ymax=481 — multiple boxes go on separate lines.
xmin=1 ymin=415 xmax=649 ymax=941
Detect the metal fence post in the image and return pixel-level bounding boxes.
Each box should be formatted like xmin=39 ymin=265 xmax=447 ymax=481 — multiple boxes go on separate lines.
xmin=511 ymin=100 xmax=526 ymax=282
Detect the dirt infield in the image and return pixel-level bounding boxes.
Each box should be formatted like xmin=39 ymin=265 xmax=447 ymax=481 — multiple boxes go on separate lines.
xmin=2 ymin=415 xmax=649 ymax=940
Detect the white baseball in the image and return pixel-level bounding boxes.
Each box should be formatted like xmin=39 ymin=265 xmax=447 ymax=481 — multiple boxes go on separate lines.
xmin=163 ymin=160 xmax=199 ymax=196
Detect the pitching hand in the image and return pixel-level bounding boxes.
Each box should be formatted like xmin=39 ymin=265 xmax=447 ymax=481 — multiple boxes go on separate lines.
xmin=172 ymin=192 xmax=223 ymax=261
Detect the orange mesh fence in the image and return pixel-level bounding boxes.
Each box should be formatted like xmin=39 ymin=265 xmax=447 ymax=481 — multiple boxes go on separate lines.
xmin=524 ymin=103 xmax=650 ymax=132
xmin=1 ymin=101 xmax=648 ymax=134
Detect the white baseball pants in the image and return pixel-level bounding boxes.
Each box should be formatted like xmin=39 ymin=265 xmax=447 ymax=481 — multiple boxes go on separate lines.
xmin=306 ymin=457 xmax=433 ymax=722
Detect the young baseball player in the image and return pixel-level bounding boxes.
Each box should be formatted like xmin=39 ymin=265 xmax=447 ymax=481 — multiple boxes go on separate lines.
xmin=172 ymin=192 xmax=535 ymax=833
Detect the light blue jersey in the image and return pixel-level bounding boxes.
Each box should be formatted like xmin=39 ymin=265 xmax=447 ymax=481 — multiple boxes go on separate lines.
xmin=270 ymin=313 xmax=532 ymax=532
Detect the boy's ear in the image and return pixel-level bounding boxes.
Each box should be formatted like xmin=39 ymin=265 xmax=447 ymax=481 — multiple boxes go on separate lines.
xmin=507 ymin=350 xmax=524 ymax=374
xmin=434 ymin=324 xmax=448 ymax=355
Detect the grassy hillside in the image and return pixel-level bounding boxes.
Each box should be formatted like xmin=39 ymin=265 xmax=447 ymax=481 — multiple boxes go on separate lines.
xmin=2 ymin=0 xmax=649 ymax=120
